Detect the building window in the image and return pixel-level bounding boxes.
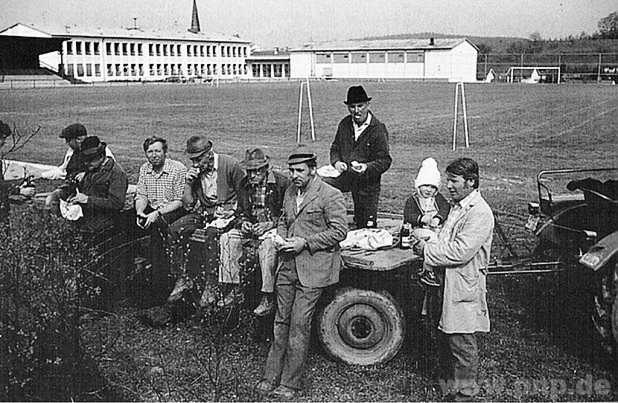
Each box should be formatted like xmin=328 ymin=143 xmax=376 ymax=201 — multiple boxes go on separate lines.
xmin=232 ymin=47 xmax=237 ymax=57
xmin=333 ymin=53 xmax=349 ymax=63
xmin=115 ymin=64 xmax=121 ymax=76
xmin=139 ymin=64 xmax=144 ymax=76
xmin=369 ymin=52 xmax=386 ymax=63
xmin=149 ymin=44 xmax=154 ymax=56
xmin=388 ymin=52 xmax=405 ymax=63
xmin=187 ymin=65 xmax=193 ymax=75
xmin=93 ymin=42 xmax=100 ymax=55
xmin=94 ymin=64 xmax=101 ymax=76
xmin=170 ymin=44 xmax=175 ymax=56
xmin=193 ymin=45 xmax=197 ymax=57
xmin=157 ymin=64 xmax=163 ymax=75
xmin=149 ymin=64 xmax=155 ymax=75
xmin=66 ymin=41 xmax=73 ymax=55
xmin=164 ymin=64 xmax=169 ymax=75
xmin=122 ymin=43 xmax=128 ymax=56
xmin=76 ymin=64 xmax=84 ymax=76
xmin=171 ymin=64 xmax=177 ymax=75
xmin=131 ymin=64 xmax=137 ymax=76
xmin=66 ymin=64 xmax=74 ymax=76
xmin=316 ymin=53 xmax=331 ymax=64
xmin=163 ymin=44 xmax=167 ymax=56
xmin=107 ymin=64 xmax=113 ymax=76
xmin=85 ymin=42 xmax=91 ymax=55
xmin=156 ymin=44 xmax=161 ymax=56
xmin=106 ymin=43 xmax=112 ymax=56
xmin=123 ymin=64 xmax=129 ymax=76
xmin=177 ymin=44 xmax=181 ymax=55
xmin=406 ymin=51 xmax=424 ymax=63
xmin=200 ymin=64 xmax=205 ymax=75
xmin=213 ymin=64 xmax=217 ymax=74
xmin=227 ymin=46 xmax=231 ymax=57
xmin=130 ymin=43 xmax=135 ymax=56
xmin=178 ymin=64 xmax=182 ymax=75
xmin=252 ymin=64 xmax=259 ymax=77
xmin=187 ymin=45 xmax=192 ymax=56
xmin=85 ymin=64 xmax=92 ymax=76
xmin=213 ymin=46 xmax=217 ymax=57
xmin=283 ymin=64 xmax=289 ymax=77
xmin=351 ymin=52 xmax=367 ymax=63
xmin=200 ymin=45 xmax=204 ymax=57
xmin=243 ymin=47 xmax=247 ymax=57
xmin=138 ymin=44 xmax=143 ymax=56
xmin=75 ymin=42 xmax=82 ymax=55
xmin=114 ymin=43 xmax=120 ymax=56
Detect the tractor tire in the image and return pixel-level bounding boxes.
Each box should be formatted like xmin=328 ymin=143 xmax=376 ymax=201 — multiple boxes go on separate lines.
xmin=591 ymin=261 xmax=617 ymax=358
xmin=317 ymin=287 xmax=404 ymax=366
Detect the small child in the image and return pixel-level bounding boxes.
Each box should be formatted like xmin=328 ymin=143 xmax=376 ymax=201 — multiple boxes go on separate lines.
xmin=402 ymin=158 xmax=450 ymax=287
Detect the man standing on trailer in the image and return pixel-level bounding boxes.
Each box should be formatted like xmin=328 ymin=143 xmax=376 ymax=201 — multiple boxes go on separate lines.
xmin=256 ymin=152 xmax=347 ymax=399
xmin=323 ymin=85 xmax=392 ymax=228
xmin=413 ymin=157 xmax=494 ymax=401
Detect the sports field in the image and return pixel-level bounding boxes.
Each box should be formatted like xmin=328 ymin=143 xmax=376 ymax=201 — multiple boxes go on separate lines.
xmin=1 ymin=81 xmax=617 ymax=400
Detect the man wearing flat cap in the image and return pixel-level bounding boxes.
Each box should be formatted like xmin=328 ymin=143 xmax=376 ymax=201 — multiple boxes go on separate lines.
xmin=257 ymin=152 xmax=347 ymax=399
xmin=324 ymin=85 xmax=392 ymax=228
xmin=59 ymin=135 xmax=128 ymax=236
xmin=166 ymin=135 xmax=245 ymax=302
xmin=211 ymin=148 xmax=290 ymax=313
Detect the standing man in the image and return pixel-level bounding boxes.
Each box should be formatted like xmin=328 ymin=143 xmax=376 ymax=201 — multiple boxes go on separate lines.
xmin=135 ymin=136 xmax=187 ymax=304
xmin=412 ymin=157 xmax=494 ymax=401
xmin=214 ymin=148 xmax=290 ymax=312
xmin=324 ymin=85 xmax=392 ymax=228
xmin=257 ymin=152 xmax=347 ymax=399
xmin=167 ymin=135 xmax=245 ymax=301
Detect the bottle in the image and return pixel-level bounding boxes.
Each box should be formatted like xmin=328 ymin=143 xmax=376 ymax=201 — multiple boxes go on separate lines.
xmin=366 ymin=214 xmax=376 ymax=228
xmin=400 ymin=223 xmax=411 ymax=248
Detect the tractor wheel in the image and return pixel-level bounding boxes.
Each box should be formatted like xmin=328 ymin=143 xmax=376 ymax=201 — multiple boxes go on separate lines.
xmin=317 ymin=287 xmax=405 ymax=366
xmin=591 ymin=261 xmax=618 ymax=358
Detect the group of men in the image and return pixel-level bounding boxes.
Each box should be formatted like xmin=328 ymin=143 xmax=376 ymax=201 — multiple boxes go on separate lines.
xmin=5 ymin=85 xmax=494 ymax=401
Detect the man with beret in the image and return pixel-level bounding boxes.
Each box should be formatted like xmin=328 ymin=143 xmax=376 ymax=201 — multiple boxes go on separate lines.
xmin=211 ymin=148 xmax=290 ymax=313
xmin=166 ymin=135 xmax=245 ymax=302
xmin=323 ymin=85 xmax=392 ymax=228
xmin=45 ymin=123 xmax=115 ymax=215
xmin=59 ymin=135 xmax=128 ymax=236
xmin=257 ymin=152 xmax=347 ymax=399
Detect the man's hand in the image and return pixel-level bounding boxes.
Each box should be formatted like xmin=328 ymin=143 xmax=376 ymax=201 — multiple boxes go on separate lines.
xmin=279 ymin=237 xmax=307 ymax=254
xmin=141 ymin=210 xmax=160 ymax=229
xmin=334 ymin=161 xmax=348 ymax=173
xmin=69 ymin=191 xmax=88 ymax=204
xmin=350 ymin=161 xmax=367 ymax=174
xmin=74 ymin=172 xmax=86 ymax=183
xmin=19 ymin=185 xmax=35 ymax=198
xmin=185 ymin=167 xmax=200 ymax=184
xmin=429 ymin=217 xmax=440 ymax=228
xmin=412 ymin=237 xmax=425 ymax=256
xmin=252 ymin=221 xmax=273 ymax=237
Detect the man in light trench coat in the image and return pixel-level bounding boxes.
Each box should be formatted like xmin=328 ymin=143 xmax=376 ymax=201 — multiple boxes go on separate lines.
xmin=413 ymin=157 xmax=494 ymax=401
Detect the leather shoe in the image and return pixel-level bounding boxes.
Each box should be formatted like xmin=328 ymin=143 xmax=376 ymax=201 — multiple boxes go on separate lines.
xmin=253 ymin=294 xmax=274 ymax=316
xmin=167 ymin=276 xmax=194 ymax=302
xmin=254 ymin=380 xmax=275 ymax=395
xmin=270 ymin=385 xmax=297 ymax=399
xmin=199 ymin=284 xmax=217 ymax=307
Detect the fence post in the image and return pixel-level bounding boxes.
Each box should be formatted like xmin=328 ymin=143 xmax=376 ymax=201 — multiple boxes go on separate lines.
xmin=597 ymin=53 xmax=602 ymax=82
xmin=484 ymin=54 xmax=488 ymax=78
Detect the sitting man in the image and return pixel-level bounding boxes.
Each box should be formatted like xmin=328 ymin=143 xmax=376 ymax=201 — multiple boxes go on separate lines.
xmin=135 ymin=136 xmax=187 ymax=305
xmin=167 ymin=135 xmax=245 ymax=301
xmin=45 ymin=123 xmax=115 ymax=214
xmin=213 ymin=148 xmax=290 ymax=313
xmin=58 ymin=135 xmax=128 ymax=239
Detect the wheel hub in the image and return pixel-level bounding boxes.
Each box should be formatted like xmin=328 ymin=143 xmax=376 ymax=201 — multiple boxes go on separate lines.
xmin=337 ymin=304 xmax=386 ymax=349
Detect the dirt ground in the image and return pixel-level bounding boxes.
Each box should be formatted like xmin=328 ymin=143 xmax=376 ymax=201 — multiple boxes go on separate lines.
xmin=2 ymin=81 xmax=616 ymax=400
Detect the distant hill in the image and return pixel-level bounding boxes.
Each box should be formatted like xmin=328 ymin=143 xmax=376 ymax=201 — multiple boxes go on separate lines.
xmin=357 ymin=32 xmax=618 ymax=54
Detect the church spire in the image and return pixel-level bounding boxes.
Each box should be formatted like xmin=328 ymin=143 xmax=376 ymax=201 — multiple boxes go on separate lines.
xmin=188 ymin=0 xmax=201 ymax=33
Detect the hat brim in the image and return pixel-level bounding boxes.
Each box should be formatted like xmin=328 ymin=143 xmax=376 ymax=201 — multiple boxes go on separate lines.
xmin=344 ymin=97 xmax=371 ymax=105
xmin=187 ymin=149 xmax=209 ymax=159
xmin=81 ymin=147 xmax=105 ymax=161
xmin=239 ymin=159 xmax=269 ymax=170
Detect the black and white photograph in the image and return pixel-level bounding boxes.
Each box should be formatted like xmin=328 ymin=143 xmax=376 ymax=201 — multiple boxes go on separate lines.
xmin=0 ymin=0 xmax=616 ymax=401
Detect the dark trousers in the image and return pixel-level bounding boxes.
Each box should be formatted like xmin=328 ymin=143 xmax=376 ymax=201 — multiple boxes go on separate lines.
xmin=262 ymin=261 xmax=323 ymax=390
xmin=322 ymin=173 xmax=380 ymax=228
xmin=168 ymin=212 xmax=205 ymax=278
xmin=438 ymin=332 xmax=479 ymax=397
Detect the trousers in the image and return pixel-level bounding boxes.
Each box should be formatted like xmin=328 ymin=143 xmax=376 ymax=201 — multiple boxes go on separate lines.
xmin=262 ymin=261 xmax=323 ymax=390
xmin=322 ymin=173 xmax=380 ymax=228
xmin=438 ymin=332 xmax=479 ymax=397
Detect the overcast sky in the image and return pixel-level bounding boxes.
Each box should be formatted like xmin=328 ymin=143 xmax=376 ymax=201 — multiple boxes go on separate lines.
xmin=0 ymin=0 xmax=615 ymax=48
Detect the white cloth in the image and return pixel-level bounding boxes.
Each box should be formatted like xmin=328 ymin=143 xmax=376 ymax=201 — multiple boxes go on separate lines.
xmin=317 ymin=164 xmax=341 ymax=178
xmin=414 ymin=157 xmax=441 ymax=189
xmin=340 ymin=228 xmax=393 ymax=250
xmin=59 ymin=199 xmax=83 ymax=221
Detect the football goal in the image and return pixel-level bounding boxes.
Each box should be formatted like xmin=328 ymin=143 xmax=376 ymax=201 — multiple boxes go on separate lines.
xmin=506 ymin=66 xmax=561 ymax=84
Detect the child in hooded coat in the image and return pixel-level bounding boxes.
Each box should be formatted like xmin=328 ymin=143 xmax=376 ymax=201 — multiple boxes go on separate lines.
xmin=402 ymin=157 xmax=450 ymax=287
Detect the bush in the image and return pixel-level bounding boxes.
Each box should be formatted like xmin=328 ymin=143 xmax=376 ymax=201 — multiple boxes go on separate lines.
xmin=0 ymin=204 xmax=106 ymax=400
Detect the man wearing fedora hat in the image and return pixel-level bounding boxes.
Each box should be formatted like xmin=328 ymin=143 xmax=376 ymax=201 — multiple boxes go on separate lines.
xmin=166 ymin=135 xmax=245 ymax=302
xmin=324 ymin=85 xmax=392 ymax=228
xmin=257 ymin=151 xmax=347 ymax=399
xmin=59 ymin=135 xmax=128 ymax=236
xmin=212 ymin=148 xmax=290 ymax=312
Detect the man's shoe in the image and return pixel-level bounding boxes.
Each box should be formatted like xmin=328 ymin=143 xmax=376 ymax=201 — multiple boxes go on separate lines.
xmin=136 ymin=305 xmax=172 ymax=328
xmin=420 ymin=271 xmax=441 ymax=287
xmin=253 ymin=294 xmax=274 ymax=316
xmin=270 ymin=385 xmax=297 ymax=399
xmin=254 ymin=380 xmax=276 ymax=395
xmin=199 ymin=284 xmax=217 ymax=308
xmin=217 ymin=287 xmax=243 ymax=308
xmin=167 ymin=276 xmax=194 ymax=303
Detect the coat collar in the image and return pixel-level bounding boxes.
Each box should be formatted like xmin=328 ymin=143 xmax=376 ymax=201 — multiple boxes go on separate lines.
xmin=293 ymin=175 xmax=320 ymax=217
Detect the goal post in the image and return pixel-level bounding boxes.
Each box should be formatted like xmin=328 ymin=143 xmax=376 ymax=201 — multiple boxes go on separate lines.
xmin=506 ymin=66 xmax=561 ymax=84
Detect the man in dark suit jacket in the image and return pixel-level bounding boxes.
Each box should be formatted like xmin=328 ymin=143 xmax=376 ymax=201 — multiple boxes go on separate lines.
xmin=324 ymin=85 xmax=392 ymax=228
xmin=257 ymin=152 xmax=347 ymax=399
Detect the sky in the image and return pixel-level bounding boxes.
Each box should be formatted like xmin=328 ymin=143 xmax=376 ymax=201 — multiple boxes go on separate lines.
xmin=0 ymin=0 xmax=615 ymax=48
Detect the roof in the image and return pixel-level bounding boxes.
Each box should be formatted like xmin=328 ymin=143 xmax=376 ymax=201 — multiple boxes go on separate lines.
xmin=291 ymin=37 xmax=475 ymax=52
xmin=0 ymin=22 xmax=250 ymax=44
xmin=246 ymin=49 xmax=290 ymax=61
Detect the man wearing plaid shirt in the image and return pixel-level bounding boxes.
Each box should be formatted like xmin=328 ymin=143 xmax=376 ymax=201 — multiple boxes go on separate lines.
xmin=135 ymin=136 xmax=187 ymax=305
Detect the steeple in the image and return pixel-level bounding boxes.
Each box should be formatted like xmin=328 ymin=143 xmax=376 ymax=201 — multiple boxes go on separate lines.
xmin=188 ymin=0 xmax=201 ymax=33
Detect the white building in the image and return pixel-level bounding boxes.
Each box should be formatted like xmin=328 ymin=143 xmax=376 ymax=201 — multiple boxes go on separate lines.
xmin=0 ymin=19 xmax=251 ymax=83
xmin=246 ymin=49 xmax=290 ymax=79
xmin=290 ymin=38 xmax=478 ymax=82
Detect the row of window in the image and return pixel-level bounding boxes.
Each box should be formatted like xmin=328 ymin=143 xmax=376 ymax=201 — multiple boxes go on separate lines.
xmin=251 ymin=63 xmax=290 ymax=77
xmin=316 ymin=51 xmax=425 ymax=64
xmin=66 ymin=40 xmax=247 ymax=58
xmin=65 ymin=63 xmax=248 ymax=78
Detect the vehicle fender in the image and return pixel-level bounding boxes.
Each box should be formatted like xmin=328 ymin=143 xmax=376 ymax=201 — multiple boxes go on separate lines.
xmin=535 ymin=203 xmax=587 ymax=243
xmin=580 ymin=231 xmax=618 ymax=271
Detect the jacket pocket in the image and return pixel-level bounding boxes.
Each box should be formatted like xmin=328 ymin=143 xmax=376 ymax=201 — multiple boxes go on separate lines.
xmin=305 ymin=208 xmax=324 ymax=226
xmin=451 ymin=270 xmax=478 ymax=303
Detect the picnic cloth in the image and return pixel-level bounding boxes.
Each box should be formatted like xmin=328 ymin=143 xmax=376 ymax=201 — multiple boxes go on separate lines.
xmin=340 ymin=228 xmax=393 ymax=250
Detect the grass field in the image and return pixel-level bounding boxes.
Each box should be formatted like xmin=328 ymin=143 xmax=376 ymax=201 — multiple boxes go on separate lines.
xmin=1 ymin=81 xmax=617 ymax=401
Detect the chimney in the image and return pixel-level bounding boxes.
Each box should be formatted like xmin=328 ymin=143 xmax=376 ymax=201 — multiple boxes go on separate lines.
xmin=188 ymin=0 xmax=201 ymax=34
xmin=429 ymin=37 xmax=435 ymax=46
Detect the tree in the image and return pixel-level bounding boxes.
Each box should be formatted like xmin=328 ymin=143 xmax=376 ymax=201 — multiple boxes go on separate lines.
xmin=476 ymin=43 xmax=492 ymax=54
xmin=529 ymin=31 xmax=542 ymax=42
xmin=598 ymin=11 xmax=618 ymax=39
